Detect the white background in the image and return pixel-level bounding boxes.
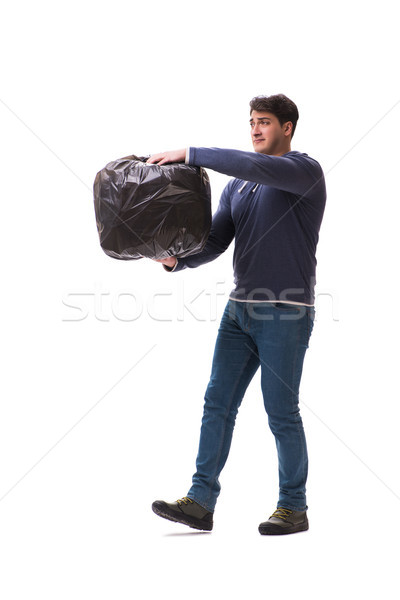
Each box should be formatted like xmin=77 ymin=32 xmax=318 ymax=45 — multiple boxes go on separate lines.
xmin=1 ymin=0 xmax=399 ymax=598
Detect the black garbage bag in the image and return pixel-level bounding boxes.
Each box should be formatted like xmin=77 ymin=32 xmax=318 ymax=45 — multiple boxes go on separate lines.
xmin=93 ymin=154 xmax=212 ymax=260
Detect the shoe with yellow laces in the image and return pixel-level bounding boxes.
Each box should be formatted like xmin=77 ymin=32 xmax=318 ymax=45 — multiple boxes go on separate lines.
xmin=152 ymin=497 xmax=214 ymax=531
xmin=259 ymin=507 xmax=309 ymax=535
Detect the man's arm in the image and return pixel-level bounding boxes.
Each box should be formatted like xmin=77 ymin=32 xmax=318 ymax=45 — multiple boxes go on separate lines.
xmin=155 ymin=180 xmax=235 ymax=273
xmin=147 ymin=147 xmax=325 ymax=201
xmin=187 ymin=147 xmax=325 ymax=200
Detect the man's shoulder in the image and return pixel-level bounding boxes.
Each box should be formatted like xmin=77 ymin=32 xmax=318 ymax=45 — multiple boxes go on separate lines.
xmin=285 ymin=150 xmax=323 ymax=171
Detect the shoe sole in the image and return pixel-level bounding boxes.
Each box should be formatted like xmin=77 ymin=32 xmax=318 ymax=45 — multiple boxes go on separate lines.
xmin=259 ymin=522 xmax=309 ymax=535
xmin=152 ymin=502 xmax=213 ymax=531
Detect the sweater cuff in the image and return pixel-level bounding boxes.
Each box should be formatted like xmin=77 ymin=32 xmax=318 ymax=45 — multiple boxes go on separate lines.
xmin=185 ymin=148 xmax=190 ymax=164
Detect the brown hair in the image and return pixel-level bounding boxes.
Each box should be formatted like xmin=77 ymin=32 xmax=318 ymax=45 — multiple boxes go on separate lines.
xmin=249 ymin=94 xmax=299 ymax=138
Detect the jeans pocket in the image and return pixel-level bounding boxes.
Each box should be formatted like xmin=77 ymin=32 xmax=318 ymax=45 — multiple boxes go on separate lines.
xmin=272 ymin=302 xmax=305 ymax=322
xmin=272 ymin=302 xmax=302 ymax=312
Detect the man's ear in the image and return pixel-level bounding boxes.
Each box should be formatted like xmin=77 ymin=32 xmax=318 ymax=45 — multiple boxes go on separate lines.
xmin=283 ymin=121 xmax=293 ymax=137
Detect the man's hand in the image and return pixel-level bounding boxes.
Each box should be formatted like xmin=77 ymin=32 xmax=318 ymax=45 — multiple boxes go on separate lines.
xmin=146 ymin=149 xmax=186 ymax=166
xmin=153 ymin=257 xmax=177 ymax=269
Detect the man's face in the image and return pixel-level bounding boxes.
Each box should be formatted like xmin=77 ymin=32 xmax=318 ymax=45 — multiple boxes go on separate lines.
xmin=250 ymin=110 xmax=291 ymax=156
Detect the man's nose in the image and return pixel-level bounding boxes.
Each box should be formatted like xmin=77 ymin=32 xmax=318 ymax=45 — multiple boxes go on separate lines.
xmin=252 ymin=124 xmax=261 ymax=136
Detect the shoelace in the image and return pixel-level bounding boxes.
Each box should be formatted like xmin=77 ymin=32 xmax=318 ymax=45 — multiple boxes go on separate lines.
xmin=270 ymin=507 xmax=293 ymax=521
xmin=176 ymin=497 xmax=194 ymax=506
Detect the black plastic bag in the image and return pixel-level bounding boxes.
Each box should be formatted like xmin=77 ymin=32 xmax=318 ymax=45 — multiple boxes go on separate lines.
xmin=93 ymin=155 xmax=212 ymax=260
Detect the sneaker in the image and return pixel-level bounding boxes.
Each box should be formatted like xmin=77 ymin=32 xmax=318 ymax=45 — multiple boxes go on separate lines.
xmin=258 ymin=507 xmax=309 ymax=535
xmin=152 ymin=496 xmax=213 ymax=531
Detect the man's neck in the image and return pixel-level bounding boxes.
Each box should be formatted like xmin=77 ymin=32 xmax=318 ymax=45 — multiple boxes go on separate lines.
xmin=275 ymin=144 xmax=291 ymax=156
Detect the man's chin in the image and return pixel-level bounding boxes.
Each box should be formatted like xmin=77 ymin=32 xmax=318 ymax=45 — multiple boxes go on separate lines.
xmin=254 ymin=146 xmax=272 ymax=155
xmin=253 ymin=141 xmax=268 ymax=153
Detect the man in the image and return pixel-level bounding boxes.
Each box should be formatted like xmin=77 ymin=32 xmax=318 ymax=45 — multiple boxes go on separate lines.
xmin=147 ymin=94 xmax=326 ymax=535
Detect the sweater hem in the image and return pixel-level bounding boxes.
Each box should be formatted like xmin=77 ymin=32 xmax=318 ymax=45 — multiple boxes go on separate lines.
xmin=228 ymin=296 xmax=314 ymax=307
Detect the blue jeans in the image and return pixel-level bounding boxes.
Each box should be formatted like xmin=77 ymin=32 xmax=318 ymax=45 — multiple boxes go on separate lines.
xmin=187 ymin=299 xmax=315 ymax=513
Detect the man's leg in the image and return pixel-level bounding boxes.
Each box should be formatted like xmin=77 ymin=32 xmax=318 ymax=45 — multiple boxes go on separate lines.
xmin=248 ymin=302 xmax=315 ymax=512
xmin=186 ymin=300 xmax=260 ymax=512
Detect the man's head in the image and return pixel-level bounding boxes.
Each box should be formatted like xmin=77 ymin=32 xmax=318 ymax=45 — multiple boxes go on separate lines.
xmin=249 ymin=94 xmax=299 ymax=156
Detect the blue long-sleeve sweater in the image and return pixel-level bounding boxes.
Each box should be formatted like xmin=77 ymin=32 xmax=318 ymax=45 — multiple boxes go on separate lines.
xmin=170 ymin=147 xmax=326 ymax=306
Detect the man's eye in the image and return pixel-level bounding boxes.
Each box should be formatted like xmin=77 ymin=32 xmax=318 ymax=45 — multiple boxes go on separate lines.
xmin=250 ymin=121 xmax=270 ymax=128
